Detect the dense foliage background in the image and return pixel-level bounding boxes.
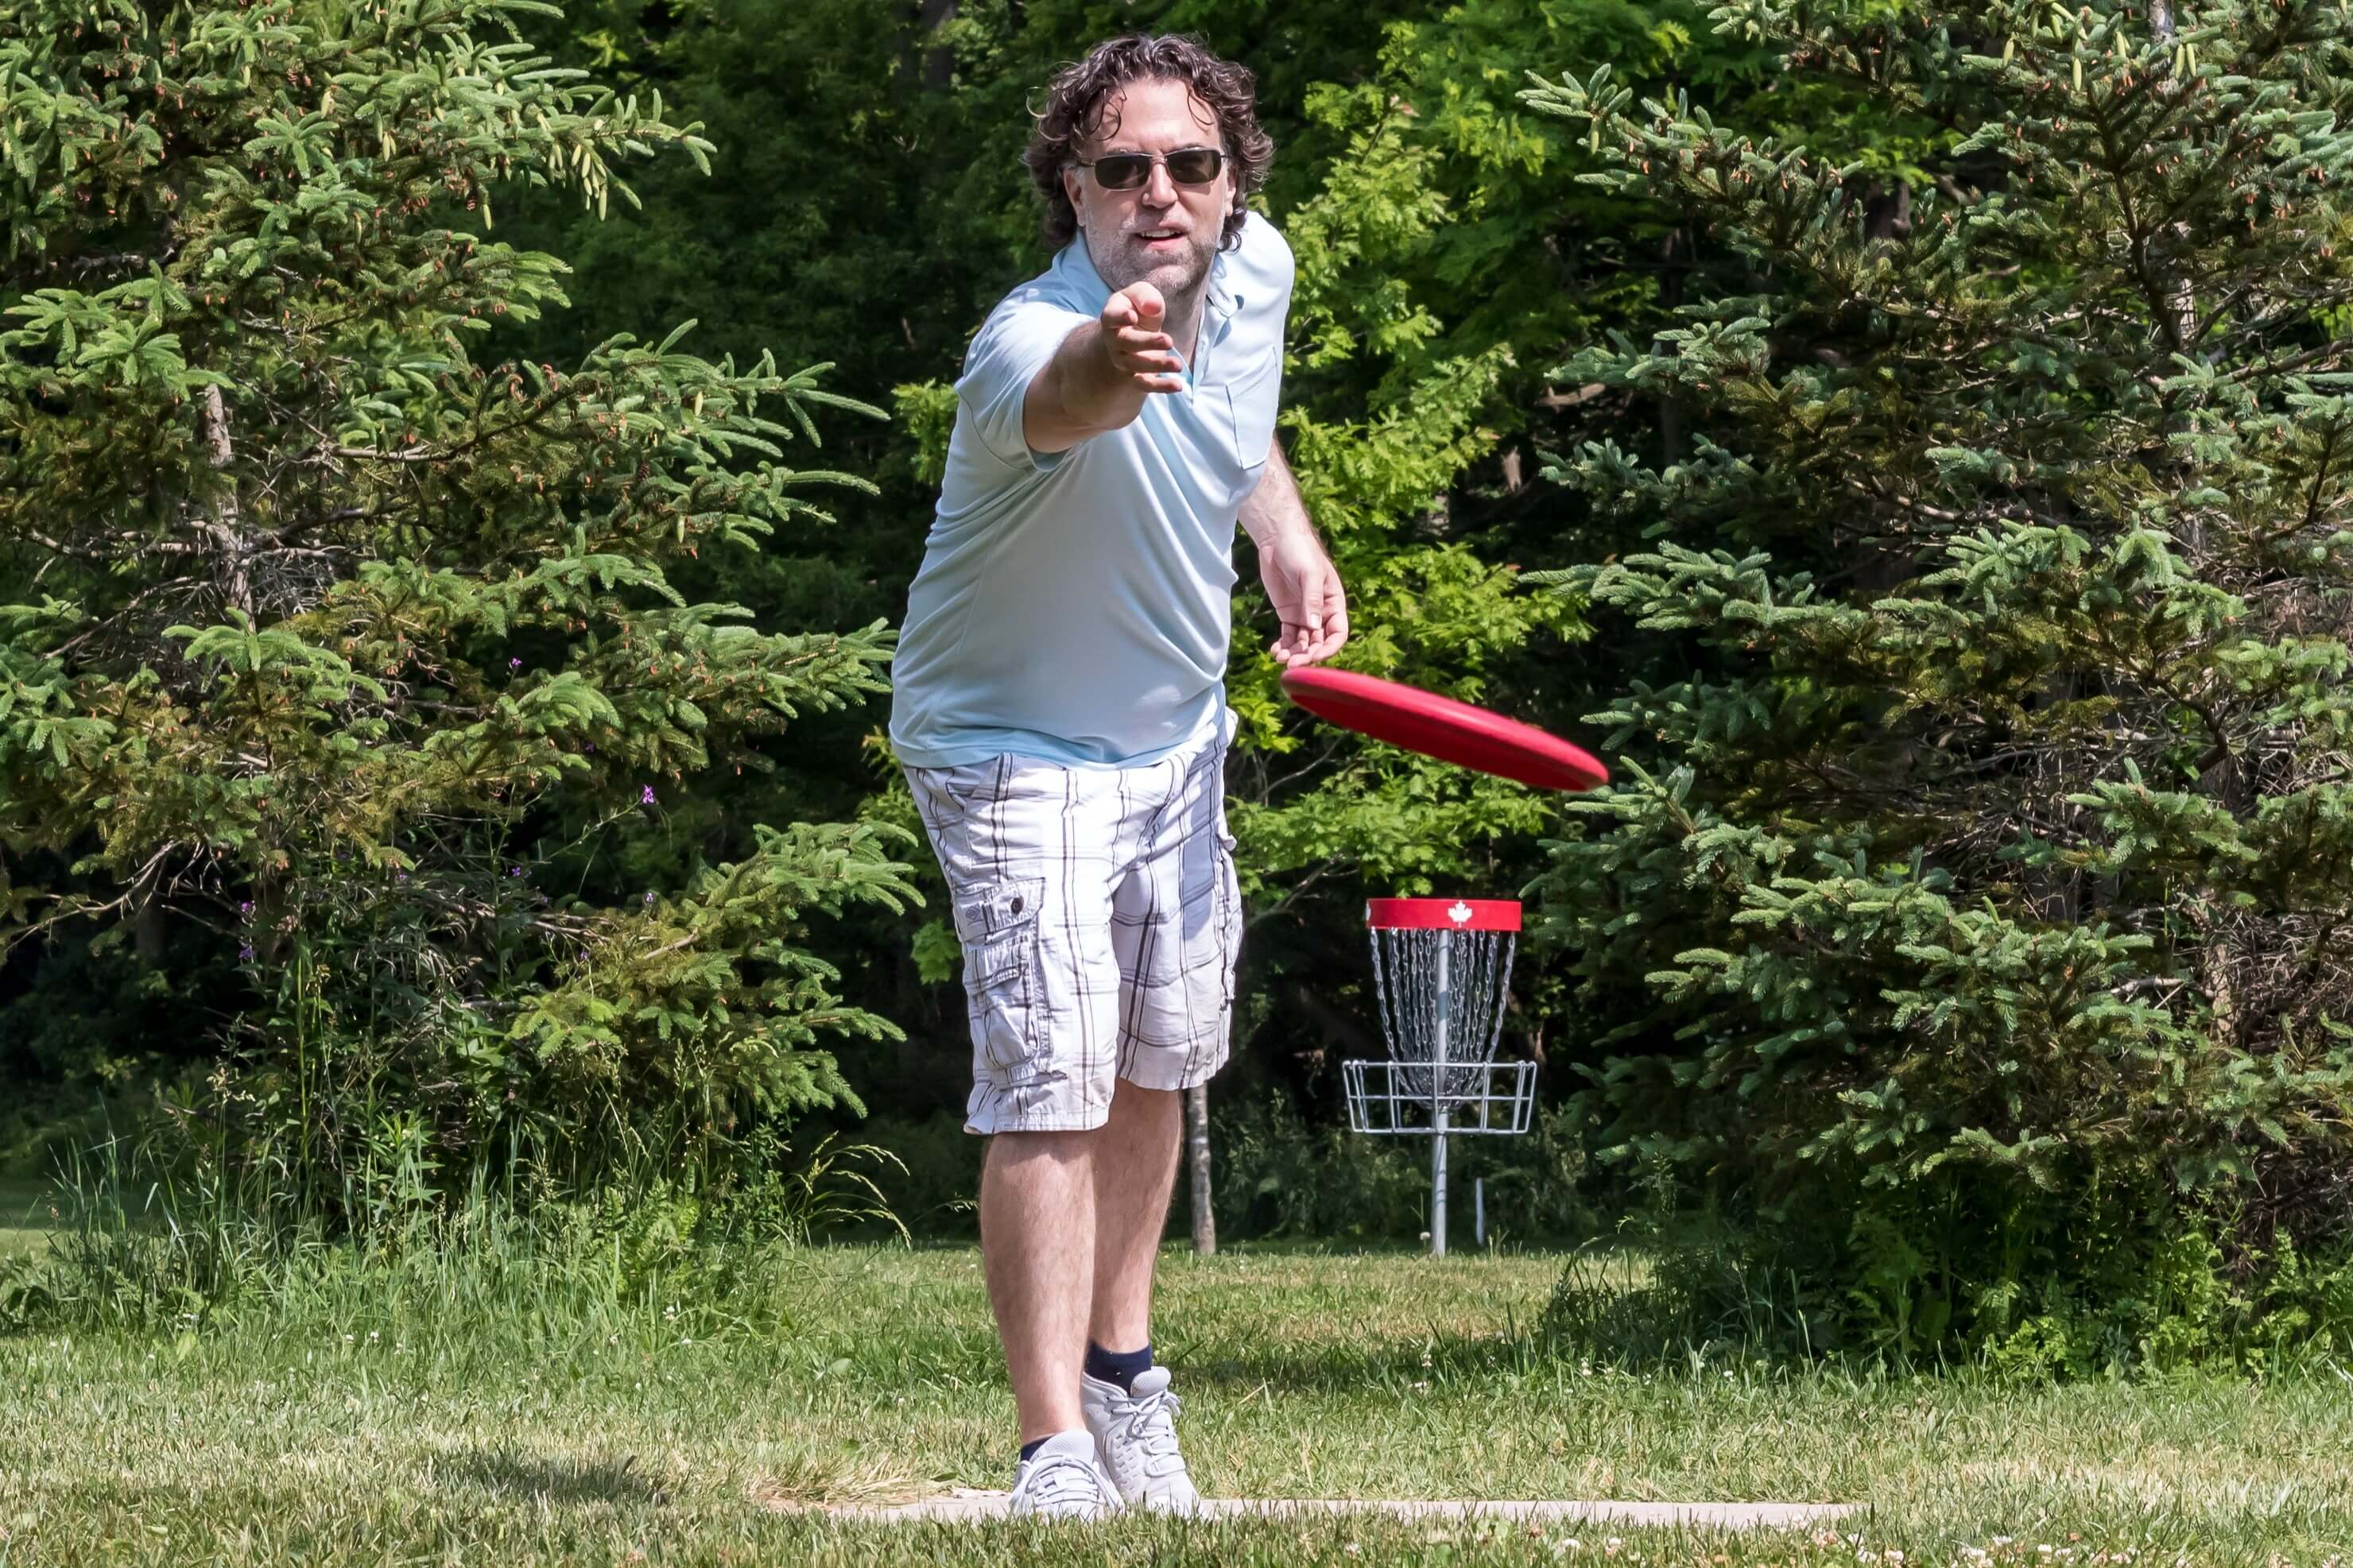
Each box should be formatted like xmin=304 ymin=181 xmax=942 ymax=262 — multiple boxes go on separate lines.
xmin=10 ymin=0 xmax=2353 ymax=1367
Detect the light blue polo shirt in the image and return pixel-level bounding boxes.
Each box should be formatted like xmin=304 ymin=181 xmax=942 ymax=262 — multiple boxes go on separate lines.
xmin=889 ymin=211 xmax=1293 ymax=769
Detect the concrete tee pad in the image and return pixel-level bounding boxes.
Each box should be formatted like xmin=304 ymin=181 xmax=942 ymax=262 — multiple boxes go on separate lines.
xmin=824 ymin=1491 xmax=1860 ymax=1527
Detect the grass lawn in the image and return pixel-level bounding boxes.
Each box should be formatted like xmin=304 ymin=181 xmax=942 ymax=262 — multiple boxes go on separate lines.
xmin=5 ymin=1236 xmax=2351 ymax=1565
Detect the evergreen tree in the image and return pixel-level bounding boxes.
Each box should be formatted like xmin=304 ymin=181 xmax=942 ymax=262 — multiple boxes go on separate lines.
xmin=0 ymin=0 xmax=912 ymax=1217
xmin=1523 ymin=0 xmax=2353 ymax=1361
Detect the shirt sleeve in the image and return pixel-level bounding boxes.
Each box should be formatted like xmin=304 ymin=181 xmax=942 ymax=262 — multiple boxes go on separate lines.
xmin=955 ymin=292 xmax=1093 ymax=475
xmin=1236 ymin=210 xmax=1296 ymax=318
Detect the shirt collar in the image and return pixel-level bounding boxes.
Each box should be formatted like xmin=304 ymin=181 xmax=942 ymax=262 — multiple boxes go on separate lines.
xmin=1207 ymin=265 xmax=1239 ymax=318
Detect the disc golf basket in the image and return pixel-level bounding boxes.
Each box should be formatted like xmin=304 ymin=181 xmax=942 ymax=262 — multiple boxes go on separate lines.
xmin=1343 ymin=897 xmax=1533 ymax=1256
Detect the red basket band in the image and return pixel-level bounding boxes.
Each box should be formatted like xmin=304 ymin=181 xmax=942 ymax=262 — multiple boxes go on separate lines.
xmin=1365 ymin=898 xmax=1522 ymax=932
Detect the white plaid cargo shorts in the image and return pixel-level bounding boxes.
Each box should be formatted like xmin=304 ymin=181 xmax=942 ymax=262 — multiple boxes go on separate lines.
xmin=904 ymin=726 xmax=1241 ymax=1135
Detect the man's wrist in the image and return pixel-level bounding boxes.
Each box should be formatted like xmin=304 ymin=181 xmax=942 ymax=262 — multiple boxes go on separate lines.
xmin=1057 ymin=327 xmax=1114 ymax=428
xmin=1242 ymin=519 xmax=1290 ymax=551
xmin=1052 ymin=321 xmax=1144 ymax=436
xmin=1241 ymin=503 xmax=1316 ymax=552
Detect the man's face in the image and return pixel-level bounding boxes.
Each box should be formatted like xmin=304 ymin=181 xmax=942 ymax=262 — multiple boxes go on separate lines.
xmin=1061 ymin=76 xmax=1235 ymax=300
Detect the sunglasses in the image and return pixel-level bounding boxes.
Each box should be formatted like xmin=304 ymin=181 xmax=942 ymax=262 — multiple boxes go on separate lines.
xmin=1071 ymin=147 xmax=1226 ymax=191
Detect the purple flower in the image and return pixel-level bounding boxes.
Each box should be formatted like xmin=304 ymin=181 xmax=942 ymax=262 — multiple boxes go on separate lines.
xmin=509 ymin=866 xmax=524 ymax=877
xmin=396 ymin=872 xmax=409 ymax=883
xmin=641 ymin=785 xmax=656 ymax=805
xmin=238 ymin=900 xmax=253 ymax=916
xmin=238 ymin=945 xmax=254 ymax=961
xmin=643 ymin=891 xmax=655 ymax=906
xmin=509 ymin=657 xmax=522 ymax=669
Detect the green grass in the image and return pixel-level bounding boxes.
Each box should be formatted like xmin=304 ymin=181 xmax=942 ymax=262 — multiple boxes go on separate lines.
xmin=6 ymin=1233 xmax=2353 ymax=1565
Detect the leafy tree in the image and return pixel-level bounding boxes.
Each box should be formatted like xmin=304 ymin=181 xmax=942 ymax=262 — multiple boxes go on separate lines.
xmin=0 ymin=0 xmax=913 ymax=1218
xmin=1522 ymin=0 xmax=2353 ymax=1361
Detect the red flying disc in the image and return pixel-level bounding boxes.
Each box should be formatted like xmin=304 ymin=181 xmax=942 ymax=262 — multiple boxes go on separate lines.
xmin=1279 ymin=667 xmax=1607 ymax=792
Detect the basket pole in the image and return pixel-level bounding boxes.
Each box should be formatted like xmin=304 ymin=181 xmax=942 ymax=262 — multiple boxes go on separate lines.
xmin=1431 ymin=929 xmax=1451 ymax=1257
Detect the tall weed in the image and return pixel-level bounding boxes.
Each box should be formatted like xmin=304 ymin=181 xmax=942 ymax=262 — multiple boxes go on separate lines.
xmin=0 ymin=1101 xmax=908 ymax=1341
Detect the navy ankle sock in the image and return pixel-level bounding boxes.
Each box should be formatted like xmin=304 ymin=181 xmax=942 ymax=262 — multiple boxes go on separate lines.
xmin=1084 ymin=1340 xmax=1153 ymax=1392
xmin=1018 ymin=1436 xmax=1049 ymax=1463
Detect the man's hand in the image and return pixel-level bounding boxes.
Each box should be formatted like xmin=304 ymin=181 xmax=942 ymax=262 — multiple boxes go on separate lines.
xmin=1026 ymin=283 xmax=1186 ymax=452
xmin=1258 ymin=531 xmax=1349 ymax=667
xmin=1099 ymin=282 xmax=1187 ymax=395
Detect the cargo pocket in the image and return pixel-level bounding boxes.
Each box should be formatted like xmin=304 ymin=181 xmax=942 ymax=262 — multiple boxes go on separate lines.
xmin=952 ymin=874 xmax=1046 ymax=1070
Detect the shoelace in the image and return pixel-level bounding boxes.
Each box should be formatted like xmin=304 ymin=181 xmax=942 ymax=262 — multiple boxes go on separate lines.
xmin=1107 ymin=1384 xmax=1188 ymax=1478
xmin=1018 ymin=1450 xmax=1114 ymax=1512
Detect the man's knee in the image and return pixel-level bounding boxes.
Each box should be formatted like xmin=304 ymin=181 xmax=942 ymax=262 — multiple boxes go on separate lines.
xmin=983 ymin=1126 xmax=1096 ymax=1175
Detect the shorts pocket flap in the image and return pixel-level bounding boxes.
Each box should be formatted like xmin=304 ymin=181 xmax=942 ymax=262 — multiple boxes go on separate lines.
xmin=952 ymin=875 xmax=1045 ymax=945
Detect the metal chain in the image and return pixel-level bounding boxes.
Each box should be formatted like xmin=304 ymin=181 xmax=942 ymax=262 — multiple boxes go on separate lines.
xmin=1366 ymin=927 xmax=1517 ymax=1103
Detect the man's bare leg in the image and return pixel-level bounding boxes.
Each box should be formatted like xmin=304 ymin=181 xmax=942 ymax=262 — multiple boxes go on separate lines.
xmin=979 ymin=1130 xmax=1095 ymax=1444
xmin=1088 ymin=1081 xmax=1184 ymax=1351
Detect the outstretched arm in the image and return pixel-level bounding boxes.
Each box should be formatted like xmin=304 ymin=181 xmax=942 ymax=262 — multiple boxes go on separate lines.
xmin=1241 ymin=440 xmax=1348 ymax=667
xmin=1024 ymin=282 xmax=1187 ymax=455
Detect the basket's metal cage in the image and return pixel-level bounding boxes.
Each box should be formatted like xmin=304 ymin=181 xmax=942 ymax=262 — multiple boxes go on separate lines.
xmin=1342 ymin=898 xmax=1536 ymax=1255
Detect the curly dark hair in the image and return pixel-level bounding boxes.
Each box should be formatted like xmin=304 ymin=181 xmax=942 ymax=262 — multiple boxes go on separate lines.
xmin=1021 ymin=33 xmax=1273 ymax=255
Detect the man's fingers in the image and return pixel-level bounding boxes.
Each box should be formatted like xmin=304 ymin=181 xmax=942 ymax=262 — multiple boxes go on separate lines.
xmin=1103 ymin=285 xmax=1179 ymax=391
xmin=1108 ymin=321 xmax=1182 ymax=385
xmin=1266 ymin=570 xmax=1351 ymax=666
xmin=1268 ymin=628 xmax=1347 ymax=666
xmin=1320 ymin=594 xmax=1349 ymax=649
xmin=1114 ymin=330 xmax=1181 ymax=369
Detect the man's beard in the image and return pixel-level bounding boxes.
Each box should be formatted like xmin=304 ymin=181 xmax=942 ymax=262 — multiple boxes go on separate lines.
xmin=1088 ymin=226 xmax=1213 ymax=297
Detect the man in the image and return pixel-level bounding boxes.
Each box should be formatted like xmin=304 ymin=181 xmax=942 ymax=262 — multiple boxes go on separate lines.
xmin=890 ymin=33 xmax=1348 ymax=1521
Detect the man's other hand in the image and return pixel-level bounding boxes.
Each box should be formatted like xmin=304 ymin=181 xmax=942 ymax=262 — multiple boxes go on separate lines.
xmin=1259 ymin=532 xmax=1349 ymax=667
xmin=1100 ymin=283 xmax=1187 ymax=395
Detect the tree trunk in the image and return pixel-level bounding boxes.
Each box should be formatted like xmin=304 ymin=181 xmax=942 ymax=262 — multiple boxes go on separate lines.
xmin=201 ymin=384 xmax=252 ymax=619
xmin=1184 ymin=1082 xmax=1215 ymax=1255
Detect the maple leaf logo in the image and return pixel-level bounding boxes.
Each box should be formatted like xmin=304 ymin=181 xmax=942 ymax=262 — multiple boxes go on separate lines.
xmin=1448 ymin=900 xmax=1475 ymax=926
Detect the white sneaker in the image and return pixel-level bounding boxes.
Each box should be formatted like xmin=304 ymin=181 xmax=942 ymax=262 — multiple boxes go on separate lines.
xmin=1006 ymin=1429 xmax=1122 ymax=1521
xmin=1080 ymin=1367 xmax=1204 ymax=1515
